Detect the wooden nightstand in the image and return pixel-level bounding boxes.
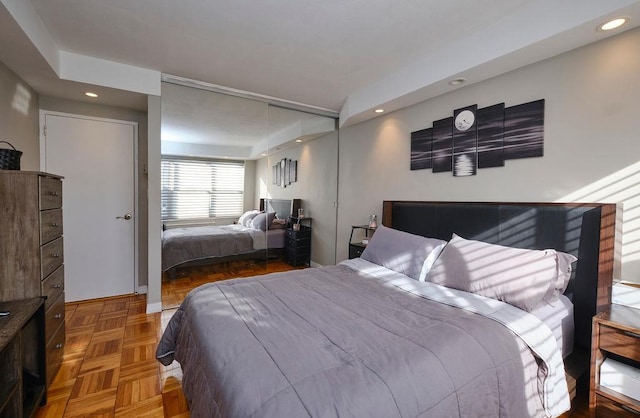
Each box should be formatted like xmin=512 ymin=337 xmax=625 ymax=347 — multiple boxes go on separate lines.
xmin=590 ymin=304 xmax=640 ymax=416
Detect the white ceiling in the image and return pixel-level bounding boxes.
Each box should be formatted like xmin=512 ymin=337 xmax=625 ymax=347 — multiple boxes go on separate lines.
xmin=0 ymin=0 xmax=639 ymax=128
xmin=161 ymin=82 xmax=270 ymax=147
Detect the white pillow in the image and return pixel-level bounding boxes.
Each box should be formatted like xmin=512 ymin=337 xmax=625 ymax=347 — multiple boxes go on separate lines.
xmin=418 ymin=241 xmax=447 ymax=282
xmin=360 ymin=225 xmax=447 ymax=281
xmin=250 ymin=212 xmax=276 ymax=231
xmin=542 ymin=251 xmax=578 ymax=303
xmin=426 ymin=234 xmax=560 ymax=312
xmin=239 ymin=210 xmax=260 ymax=227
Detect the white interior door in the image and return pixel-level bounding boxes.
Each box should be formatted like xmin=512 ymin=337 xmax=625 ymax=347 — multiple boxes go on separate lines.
xmin=42 ymin=112 xmax=136 ymax=302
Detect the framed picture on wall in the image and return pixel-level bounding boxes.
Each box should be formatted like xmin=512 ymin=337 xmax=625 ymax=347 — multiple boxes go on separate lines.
xmin=290 ymin=160 xmax=297 ymax=182
xmin=284 ymin=158 xmax=290 ymax=186
xmin=272 ymin=158 xmax=299 ymax=188
xmin=431 ymin=117 xmax=453 ymax=173
xmin=410 ymin=127 xmax=432 ymax=171
xmin=477 ymin=103 xmax=505 ymax=168
xmin=407 ymin=98 xmax=544 ymax=177
xmin=452 ymin=105 xmax=478 ymax=177
xmin=503 ymin=99 xmax=545 ymax=160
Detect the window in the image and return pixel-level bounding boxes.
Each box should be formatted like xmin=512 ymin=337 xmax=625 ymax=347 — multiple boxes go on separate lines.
xmin=161 ymin=156 xmax=245 ymax=221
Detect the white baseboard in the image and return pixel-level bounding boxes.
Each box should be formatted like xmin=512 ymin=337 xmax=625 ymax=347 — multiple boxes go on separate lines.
xmin=136 ymin=285 xmax=148 ymax=295
xmin=146 ymin=302 xmax=162 ymax=314
xmin=310 ymin=261 xmax=323 ymax=268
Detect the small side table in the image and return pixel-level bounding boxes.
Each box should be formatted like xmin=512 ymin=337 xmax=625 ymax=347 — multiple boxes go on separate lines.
xmin=590 ymin=304 xmax=640 ymax=416
xmin=349 ymin=225 xmax=376 ymax=259
xmin=285 ymin=217 xmax=312 ymax=267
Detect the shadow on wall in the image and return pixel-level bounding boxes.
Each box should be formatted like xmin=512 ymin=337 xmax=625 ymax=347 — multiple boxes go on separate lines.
xmin=12 ymin=82 xmax=31 ymax=116
xmin=557 ymin=160 xmax=640 ymax=281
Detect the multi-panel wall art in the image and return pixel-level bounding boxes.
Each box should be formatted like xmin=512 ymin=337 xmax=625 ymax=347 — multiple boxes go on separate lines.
xmin=410 ymin=99 xmax=544 ymax=176
xmin=272 ymin=158 xmax=298 ymax=188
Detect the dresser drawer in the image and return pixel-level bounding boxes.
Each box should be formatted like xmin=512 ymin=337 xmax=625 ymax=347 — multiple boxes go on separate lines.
xmin=46 ymin=325 xmax=65 ymax=386
xmin=41 ymin=237 xmax=64 ymax=279
xmin=286 ymin=236 xmax=311 ymax=249
xmin=40 ymin=208 xmax=63 ymax=245
xmin=45 ymin=293 xmax=65 ymax=345
xmin=285 ymin=251 xmax=310 ymax=267
xmin=285 ymin=246 xmax=310 ymax=257
xmin=600 ymin=324 xmax=640 ymax=362
xmin=39 ymin=177 xmax=63 ymax=210
xmin=42 ymin=265 xmax=64 ymax=311
xmin=286 ymin=227 xmax=311 ymax=240
xmin=349 ymin=244 xmax=365 ymax=259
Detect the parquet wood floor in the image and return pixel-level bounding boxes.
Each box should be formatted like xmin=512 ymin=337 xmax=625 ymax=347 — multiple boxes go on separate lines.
xmin=36 ymin=259 xmax=297 ymax=418
xmin=161 ymin=258 xmax=298 ymax=310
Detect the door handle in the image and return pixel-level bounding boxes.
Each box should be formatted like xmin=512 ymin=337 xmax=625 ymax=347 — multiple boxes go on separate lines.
xmin=116 ymin=213 xmax=132 ymax=220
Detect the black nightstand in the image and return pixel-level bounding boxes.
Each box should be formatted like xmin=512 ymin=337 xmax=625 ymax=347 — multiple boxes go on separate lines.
xmin=590 ymin=304 xmax=640 ymax=416
xmin=285 ymin=217 xmax=312 ymax=267
xmin=349 ymin=225 xmax=376 ymax=259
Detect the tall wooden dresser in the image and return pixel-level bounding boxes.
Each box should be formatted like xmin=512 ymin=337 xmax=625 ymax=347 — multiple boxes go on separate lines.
xmin=0 ymin=171 xmax=65 ymax=386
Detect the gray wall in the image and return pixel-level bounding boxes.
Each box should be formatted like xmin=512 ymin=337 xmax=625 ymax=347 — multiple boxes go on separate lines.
xmin=256 ymin=131 xmax=339 ymax=266
xmin=5 ymin=25 xmax=638 ymax=303
xmin=0 ymin=61 xmax=39 ymax=170
xmin=243 ymin=159 xmax=257 ymax=211
xmin=0 ymin=60 xmax=153 ymax=299
xmin=337 ymin=27 xmax=640 ymax=281
xmin=37 ymin=96 xmax=150 ymax=287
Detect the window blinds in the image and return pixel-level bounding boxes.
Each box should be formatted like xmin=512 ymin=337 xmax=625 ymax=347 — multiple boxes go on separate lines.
xmin=161 ymin=157 xmax=245 ymax=221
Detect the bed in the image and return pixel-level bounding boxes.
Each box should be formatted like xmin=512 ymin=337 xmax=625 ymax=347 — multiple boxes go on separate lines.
xmin=162 ymin=198 xmax=300 ymax=278
xmin=157 ymin=201 xmax=616 ymax=417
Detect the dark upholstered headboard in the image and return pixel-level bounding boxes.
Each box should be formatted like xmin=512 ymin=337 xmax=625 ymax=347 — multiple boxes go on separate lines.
xmin=260 ymin=198 xmax=301 ymax=220
xmin=382 ymin=201 xmax=616 ymax=352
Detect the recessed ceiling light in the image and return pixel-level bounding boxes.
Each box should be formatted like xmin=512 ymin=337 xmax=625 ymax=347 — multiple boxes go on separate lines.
xmin=374 ymin=109 xmax=384 ymax=114
xmin=448 ymin=78 xmax=466 ymax=86
xmin=295 ymin=139 xmax=302 ymax=143
xmin=598 ymin=17 xmax=628 ymax=31
xmin=85 ymin=92 xmax=98 ymax=98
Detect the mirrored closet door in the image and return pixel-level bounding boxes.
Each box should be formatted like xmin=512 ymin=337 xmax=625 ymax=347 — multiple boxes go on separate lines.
xmin=159 ymin=80 xmax=338 ymax=309
xmin=263 ymin=105 xmax=338 ymax=268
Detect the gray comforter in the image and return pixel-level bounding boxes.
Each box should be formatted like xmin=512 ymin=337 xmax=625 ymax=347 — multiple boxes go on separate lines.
xmin=157 ymin=263 xmax=551 ymax=417
xmin=162 ymin=225 xmax=255 ymax=271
